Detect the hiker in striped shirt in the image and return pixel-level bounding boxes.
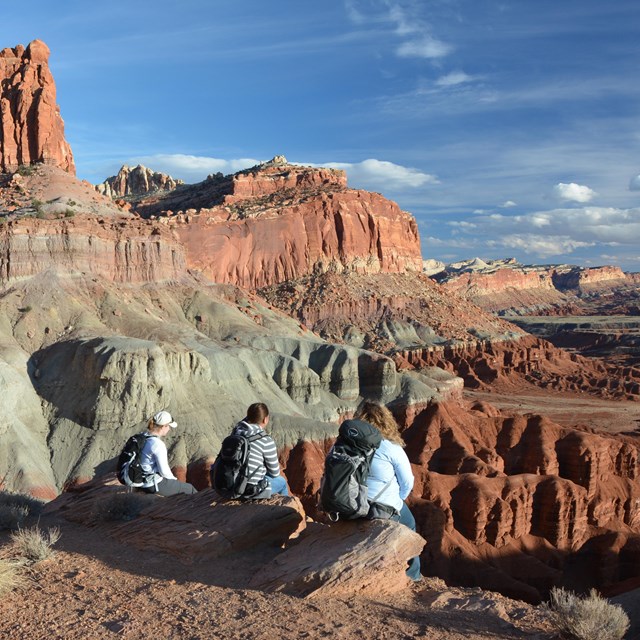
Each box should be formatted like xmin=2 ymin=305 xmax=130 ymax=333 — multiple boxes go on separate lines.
xmin=232 ymin=402 xmax=289 ymax=498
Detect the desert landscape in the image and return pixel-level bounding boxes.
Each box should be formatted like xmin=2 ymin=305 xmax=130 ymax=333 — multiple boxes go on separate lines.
xmin=1 ymin=36 xmax=640 ymax=639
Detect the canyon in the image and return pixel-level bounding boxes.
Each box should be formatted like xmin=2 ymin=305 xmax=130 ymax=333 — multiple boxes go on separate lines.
xmin=1 ymin=39 xmax=640 ymax=618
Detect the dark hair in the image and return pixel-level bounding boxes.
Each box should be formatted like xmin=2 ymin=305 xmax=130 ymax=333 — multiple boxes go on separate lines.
xmin=246 ymin=402 xmax=269 ymax=424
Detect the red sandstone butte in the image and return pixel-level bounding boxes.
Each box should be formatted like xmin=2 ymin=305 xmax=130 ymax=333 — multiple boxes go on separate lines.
xmin=0 ymin=40 xmax=75 ymax=174
xmin=147 ymin=163 xmax=423 ymax=289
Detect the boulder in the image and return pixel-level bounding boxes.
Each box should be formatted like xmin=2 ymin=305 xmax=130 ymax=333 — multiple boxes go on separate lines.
xmin=45 ymin=474 xmax=307 ymax=563
xmin=249 ymin=519 xmax=426 ymax=598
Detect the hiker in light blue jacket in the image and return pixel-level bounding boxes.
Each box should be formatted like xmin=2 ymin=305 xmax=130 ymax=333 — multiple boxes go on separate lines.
xmin=355 ymin=401 xmax=421 ymax=582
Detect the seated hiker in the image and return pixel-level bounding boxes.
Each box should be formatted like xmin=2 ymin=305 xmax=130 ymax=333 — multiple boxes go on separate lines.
xmin=355 ymin=401 xmax=421 ymax=582
xmin=211 ymin=402 xmax=289 ymax=499
xmin=139 ymin=411 xmax=197 ymax=496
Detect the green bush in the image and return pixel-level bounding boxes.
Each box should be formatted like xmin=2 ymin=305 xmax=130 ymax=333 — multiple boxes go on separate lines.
xmin=10 ymin=526 xmax=60 ymax=563
xmin=544 ymin=587 xmax=630 ymax=640
xmin=63 ymin=209 xmax=75 ymax=218
xmin=0 ymin=492 xmax=44 ymax=531
xmin=16 ymin=164 xmax=34 ymax=176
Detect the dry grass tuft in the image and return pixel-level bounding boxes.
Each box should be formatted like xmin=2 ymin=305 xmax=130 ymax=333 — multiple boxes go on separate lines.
xmin=0 ymin=559 xmax=22 ymax=595
xmin=10 ymin=526 xmax=61 ymax=564
xmin=544 ymin=587 xmax=629 ymax=640
xmin=0 ymin=492 xmax=45 ymax=531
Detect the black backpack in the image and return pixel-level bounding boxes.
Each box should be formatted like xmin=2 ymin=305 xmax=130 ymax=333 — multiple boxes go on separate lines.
xmin=117 ymin=433 xmax=152 ymax=487
xmin=320 ymin=419 xmax=382 ymax=521
xmin=210 ymin=424 xmax=267 ymax=499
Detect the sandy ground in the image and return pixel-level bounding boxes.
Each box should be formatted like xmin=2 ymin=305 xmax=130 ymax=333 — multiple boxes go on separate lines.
xmin=465 ymin=387 xmax=640 ymax=435
xmin=0 ymin=511 xmax=555 ymax=640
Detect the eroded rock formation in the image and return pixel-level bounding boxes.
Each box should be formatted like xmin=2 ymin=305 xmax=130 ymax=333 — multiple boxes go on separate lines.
xmin=283 ymin=398 xmax=640 ymax=602
xmin=96 ymin=165 xmax=184 ymax=199
xmin=129 ymin=161 xmax=423 ymax=289
xmin=395 ymin=334 xmax=640 ymax=401
xmin=0 ymin=214 xmax=186 ymax=283
xmin=0 ymin=40 xmax=75 ymax=174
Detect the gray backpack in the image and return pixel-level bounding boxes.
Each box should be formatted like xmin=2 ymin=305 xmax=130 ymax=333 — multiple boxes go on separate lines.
xmin=320 ymin=419 xmax=382 ymax=521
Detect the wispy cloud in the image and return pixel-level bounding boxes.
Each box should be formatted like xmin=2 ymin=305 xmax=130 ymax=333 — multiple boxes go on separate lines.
xmin=435 ymin=71 xmax=474 ymax=87
xmin=320 ymin=158 xmax=439 ymax=190
xmin=397 ymin=37 xmax=452 ymax=59
xmin=630 ymin=174 xmax=640 ymax=191
xmin=487 ymin=234 xmax=594 ymax=258
xmin=553 ymin=182 xmax=597 ymax=203
xmin=500 ymin=200 xmax=517 ymax=208
xmin=447 ymin=206 xmax=640 ymax=259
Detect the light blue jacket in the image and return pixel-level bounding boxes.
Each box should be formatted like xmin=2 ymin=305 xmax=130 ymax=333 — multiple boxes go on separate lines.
xmin=366 ymin=439 xmax=414 ymax=513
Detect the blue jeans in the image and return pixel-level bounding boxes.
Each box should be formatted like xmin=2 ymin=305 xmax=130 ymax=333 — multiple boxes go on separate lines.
xmin=267 ymin=475 xmax=289 ymax=496
xmin=393 ymin=503 xmax=421 ymax=581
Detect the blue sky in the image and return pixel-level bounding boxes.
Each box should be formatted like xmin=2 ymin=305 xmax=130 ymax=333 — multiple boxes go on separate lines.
xmin=4 ymin=1 xmax=640 ymax=270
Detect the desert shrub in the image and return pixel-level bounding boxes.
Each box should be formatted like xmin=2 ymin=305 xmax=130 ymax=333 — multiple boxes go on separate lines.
xmin=544 ymin=587 xmax=629 ymax=640
xmin=11 ymin=526 xmax=61 ymax=563
xmin=63 ymin=208 xmax=75 ymax=218
xmin=0 ymin=492 xmax=44 ymax=531
xmin=67 ymin=200 xmax=76 ymax=206
xmin=97 ymin=492 xmax=156 ymax=522
xmin=0 ymin=559 xmax=22 ymax=595
xmin=16 ymin=164 xmax=34 ymax=176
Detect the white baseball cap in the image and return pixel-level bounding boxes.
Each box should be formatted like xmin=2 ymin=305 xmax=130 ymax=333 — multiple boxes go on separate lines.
xmin=153 ymin=410 xmax=177 ymax=429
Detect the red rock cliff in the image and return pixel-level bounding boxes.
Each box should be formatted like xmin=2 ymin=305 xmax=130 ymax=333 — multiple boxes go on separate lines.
xmin=0 ymin=40 xmax=75 ymax=174
xmin=146 ymin=162 xmax=423 ymax=289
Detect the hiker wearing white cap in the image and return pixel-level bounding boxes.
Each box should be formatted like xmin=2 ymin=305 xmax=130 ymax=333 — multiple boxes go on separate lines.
xmin=139 ymin=411 xmax=197 ymax=496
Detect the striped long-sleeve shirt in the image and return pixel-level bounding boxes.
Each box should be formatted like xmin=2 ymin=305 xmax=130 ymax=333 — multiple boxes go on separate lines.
xmin=233 ymin=421 xmax=280 ymax=484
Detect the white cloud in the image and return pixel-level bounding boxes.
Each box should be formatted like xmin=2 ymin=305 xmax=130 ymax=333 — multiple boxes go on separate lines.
xmin=452 ymin=206 xmax=640 ymax=259
xmin=436 ymin=71 xmax=473 ymax=87
xmin=553 ymin=182 xmax=597 ymax=203
xmin=488 ymin=234 xmax=593 ymax=258
xmin=321 ymin=158 xmax=439 ymax=190
xmin=397 ymin=37 xmax=452 ymax=59
xmin=500 ymin=200 xmax=517 ymax=208
xmin=630 ymin=174 xmax=640 ymax=191
xmin=131 ymin=154 xmax=260 ymax=182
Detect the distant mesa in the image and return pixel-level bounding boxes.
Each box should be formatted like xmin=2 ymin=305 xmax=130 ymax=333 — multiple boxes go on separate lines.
xmin=0 ymin=40 xmax=75 ymax=174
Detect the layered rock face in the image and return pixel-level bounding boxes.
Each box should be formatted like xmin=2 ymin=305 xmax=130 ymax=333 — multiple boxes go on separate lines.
xmin=434 ymin=258 xmax=639 ymax=317
xmin=96 ymin=164 xmax=184 ymax=199
xmin=132 ymin=161 xmax=423 ymax=289
xmin=0 ymin=265 xmax=460 ymax=496
xmin=552 ymin=265 xmax=628 ymax=291
xmin=0 ymin=214 xmax=186 ymax=284
xmin=0 ymin=40 xmax=75 ymax=174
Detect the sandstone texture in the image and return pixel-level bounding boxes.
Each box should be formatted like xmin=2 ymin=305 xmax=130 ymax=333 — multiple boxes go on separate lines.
xmin=129 ymin=160 xmax=423 ymax=289
xmin=260 ymin=270 xmax=525 ymax=353
xmin=250 ymin=519 xmax=425 ymax=598
xmin=44 ymin=474 xmax=423 ymax=601
xmin=46 ymin=474 xmax=306 ymax=561
xmin=0 ymin=41 xmax=75 ymax=174
xmin=286 ymin=397 xmax=640 ymax=602
xmin=0 ymin=213 xmax=185 ymax=283
xmin=96 ymin=164 xmax=184 ymax=199
xmin=396 ymin=334 xmax=640 ymax=401
xmin=0 ymin=500 xmax=556 ymax=640
xmin=434 ymin=257 xmax=639 ymax=317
